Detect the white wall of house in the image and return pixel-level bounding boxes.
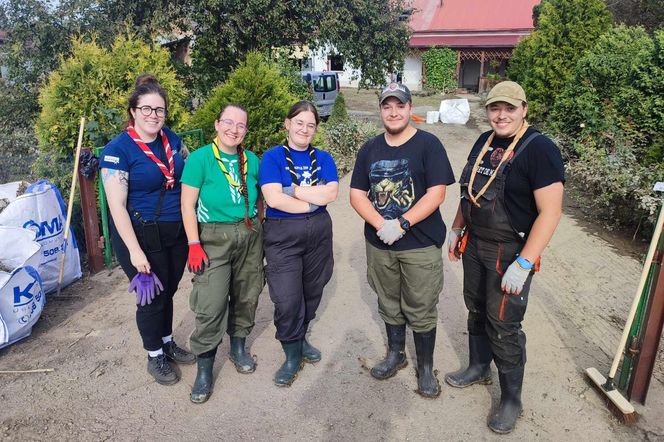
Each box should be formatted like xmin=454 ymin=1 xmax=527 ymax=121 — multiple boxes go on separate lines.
xmin=403 ymin=54 xmax=423 ymax=91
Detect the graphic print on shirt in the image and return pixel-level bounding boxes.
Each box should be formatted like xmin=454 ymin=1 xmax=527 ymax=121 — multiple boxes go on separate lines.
xmin=291 ymin=164 xmax=317 ymax=187
xmin=369 ymin=159 xmax=415 ymax=220
xmin=476 ymin=146 xmax=514 ymax=177
xmin=222 ymin=157 xmax=242 ymax=202
xmin=197 ymin=198 xmax=210 ymax=222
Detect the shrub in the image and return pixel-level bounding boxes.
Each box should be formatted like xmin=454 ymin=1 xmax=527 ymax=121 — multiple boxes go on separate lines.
xmin=322 ymin=118 xmax=380 ymax=175
xmin=35 ymin=35 xmax=189 ymax=155
xmin=551 ymin=26 xmax=664 ymax=230
xmin=507 ymin=0 xmax=612 ymax=121
xmin=421 ymin=47 xmax=457 ymax=92
xmin=190 ymin=51 xmax=298 ymax=155
xmin=328 ymin=92 xmax=349 ymax=124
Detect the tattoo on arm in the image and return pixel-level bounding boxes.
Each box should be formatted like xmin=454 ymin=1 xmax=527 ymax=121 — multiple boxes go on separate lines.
xmin=101 ymin=168 xmax=129 ymax=190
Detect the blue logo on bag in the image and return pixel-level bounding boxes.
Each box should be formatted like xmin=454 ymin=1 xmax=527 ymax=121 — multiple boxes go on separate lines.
xmin=13 ymin=281 xmax=36 ymax=307
xmin=22 ymin=216 xmax=63 ymax=241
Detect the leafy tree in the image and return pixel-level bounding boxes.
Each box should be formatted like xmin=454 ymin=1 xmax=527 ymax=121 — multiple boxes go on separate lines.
xmin=421 ymin=47 xmax=457 ymax=92
xmin=189 ymin=51 xmax=297 ymax=155
xmin=35 ymin=35 xmax=189 ymax=155
xmin=606 ymin=0 xmax=664 ymax=33
xmin=507 ymin=0 xmax=612 ymax=120
xmin=188 ymin=0 xmax=411 ymax=95
xmin=551 ymin=26 xmax=664 ymax=229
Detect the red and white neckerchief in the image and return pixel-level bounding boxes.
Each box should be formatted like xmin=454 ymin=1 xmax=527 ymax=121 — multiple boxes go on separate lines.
xmin=126 ymin=125 xmax=175 ymax=189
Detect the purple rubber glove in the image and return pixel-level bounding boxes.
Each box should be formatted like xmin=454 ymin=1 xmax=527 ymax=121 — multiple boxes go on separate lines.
xmin=128 ymin=272 xmax=164 ymax=306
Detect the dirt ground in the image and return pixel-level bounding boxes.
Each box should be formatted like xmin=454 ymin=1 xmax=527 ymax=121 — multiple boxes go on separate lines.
xmin=1 ymin=90 xmax=663 ymax=441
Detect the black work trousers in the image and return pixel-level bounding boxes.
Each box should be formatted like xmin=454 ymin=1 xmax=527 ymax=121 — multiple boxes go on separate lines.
xmin=462 ymin=234 xmax=533 ymax=371
xmin=263 ymin=211 xmax=334 ymax=342
xmin=111 ymin=219 xmax=188 ymax=351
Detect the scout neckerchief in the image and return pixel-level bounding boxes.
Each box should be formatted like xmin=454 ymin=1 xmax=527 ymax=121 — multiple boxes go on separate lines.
xmin=212 ymin=137 xmax=247 ymax=189
xmin=126 ymin=125 xmax=175 ymax=189
xmin=283 ymin=143 xmax=318 ymax=186
xmin=467 ymin=121 xmax=530 ymax=207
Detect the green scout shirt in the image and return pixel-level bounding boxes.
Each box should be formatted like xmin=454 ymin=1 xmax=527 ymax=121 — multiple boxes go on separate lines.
xmin=181 ymin=144 xmax=260 ymax=223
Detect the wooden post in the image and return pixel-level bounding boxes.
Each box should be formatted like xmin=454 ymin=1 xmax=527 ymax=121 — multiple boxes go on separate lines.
xmin=456 ymin=50 xmax=461 ymax=87
xmin=78 ymin=148 xmax=104 ymax=274
xmin=627 ymin=244 xmax=664 ymax=404
xmin=479 ymin=51 xmax=486 ymax=91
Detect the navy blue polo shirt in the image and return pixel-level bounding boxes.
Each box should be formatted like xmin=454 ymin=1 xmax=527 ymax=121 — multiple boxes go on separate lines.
xmin=99 ymin=127 xmax=184 ymax=222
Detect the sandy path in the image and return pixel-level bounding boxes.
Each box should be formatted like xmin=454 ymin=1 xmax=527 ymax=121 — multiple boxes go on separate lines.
xmin=0 ymin=97 xmax=662 ymax=441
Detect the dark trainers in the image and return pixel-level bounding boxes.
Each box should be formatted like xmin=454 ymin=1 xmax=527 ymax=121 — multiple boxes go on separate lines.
xmin=147 ymin=354 xmax=179 ymax=385
xmin=163 ymin=340 xmax=196 ymax=365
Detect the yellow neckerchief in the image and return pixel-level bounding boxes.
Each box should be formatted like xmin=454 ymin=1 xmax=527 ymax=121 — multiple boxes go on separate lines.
xmin=468 ymin=121 xmax=530 ymax=207
xmin=212 ymin=137 xmax=247 ymax=189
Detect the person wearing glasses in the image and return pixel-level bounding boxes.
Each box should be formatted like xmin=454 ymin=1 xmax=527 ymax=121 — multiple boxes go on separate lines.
xmin=180 ymin=104 xmax=264 ymax=404
xmin=259 ymin=100 xmax=339 ymax=387
xmin=100 ymin=74 xmax=195 ymax=386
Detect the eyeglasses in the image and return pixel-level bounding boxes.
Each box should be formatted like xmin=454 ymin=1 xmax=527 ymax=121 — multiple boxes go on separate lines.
xmin=135 ymin=106 xmax=167 ymax=118
xmin=292 ymin=119 xmax=317 ymax=131
xmin=218 ymin=118 xmax=248 ymax=132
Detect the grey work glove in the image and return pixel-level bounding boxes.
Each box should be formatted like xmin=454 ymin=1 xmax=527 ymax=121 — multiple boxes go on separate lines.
xmin=448 ymin=228 xmax=463 ymax=254
xmin=501 ymin=260 xmax=531 ymax=295
xmin=308 ymin=203 xmax=319 ymax=212
xmin=282 ymin=185 xmax=296 ymax=197
xmin=376 ymin=219 xmax=405 ymax=246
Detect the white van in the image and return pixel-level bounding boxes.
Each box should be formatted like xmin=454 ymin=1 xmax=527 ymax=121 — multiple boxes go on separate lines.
xmin=302 ymin=71 xmax=339 ymax=119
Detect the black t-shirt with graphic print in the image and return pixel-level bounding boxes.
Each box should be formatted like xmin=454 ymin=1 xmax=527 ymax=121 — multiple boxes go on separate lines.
xmin=351 ymin=129 xmax=456 ymax=251
xmin=466 ymin=127 xmax=565 ymax=237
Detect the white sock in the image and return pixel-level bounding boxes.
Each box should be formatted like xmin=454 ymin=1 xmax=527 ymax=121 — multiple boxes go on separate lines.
xmin=148 ymin=349 xmax=163 ymax=358
xmin=162 ymin=335 xmax=173 ymax=344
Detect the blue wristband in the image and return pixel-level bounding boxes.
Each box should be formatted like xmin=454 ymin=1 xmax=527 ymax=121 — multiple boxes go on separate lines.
xmin=516 ymin=255 xmax=533 ymax=270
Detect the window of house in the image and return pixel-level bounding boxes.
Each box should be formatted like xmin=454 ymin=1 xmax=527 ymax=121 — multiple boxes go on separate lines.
xmin=329 ymin=55 xmax=344 ymax=71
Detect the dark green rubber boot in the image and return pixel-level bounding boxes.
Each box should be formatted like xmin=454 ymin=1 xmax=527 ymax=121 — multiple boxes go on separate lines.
xmin=445 ymin=333 xmax=493 ymax=388
xmin=190 ymin=356 xmax=215 ymax=404
xmin=274 ymin=340 xmax=303 ymax=387
xmin=413 ymin=328 xmax=441 ymax=398
xmin=370 ymin=323 xmax=407 ymax=380
xmin=488 ymin=366 xmax=524 ymax=434
xmin=229 ymin=336 xmax=256 ymax=374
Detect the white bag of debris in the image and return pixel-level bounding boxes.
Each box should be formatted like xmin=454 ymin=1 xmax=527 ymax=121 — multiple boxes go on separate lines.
xmin=0 ymin=226 xmax=44 ymax=349
xmin=439 ymin=99 xmax=470 ymax=124
xmin=0 ymin=180 xmax=82 ymax=294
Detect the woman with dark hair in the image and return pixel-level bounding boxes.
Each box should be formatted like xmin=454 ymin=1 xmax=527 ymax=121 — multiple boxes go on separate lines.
xmin=259 ymin=100 xmax=339 ymax=386
xmin=100 ymin=74 xmax=195 ymax=386
xmin=180 ymin=104 xmax=264 ymax=403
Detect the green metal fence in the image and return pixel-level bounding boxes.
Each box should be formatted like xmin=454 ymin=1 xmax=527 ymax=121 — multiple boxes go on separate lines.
xmin=95 ymin=128 xmax=206 ymax=267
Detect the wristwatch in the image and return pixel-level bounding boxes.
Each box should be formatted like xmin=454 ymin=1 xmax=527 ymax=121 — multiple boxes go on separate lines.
xmin=398 ymin=216 xmax=411 ymax=232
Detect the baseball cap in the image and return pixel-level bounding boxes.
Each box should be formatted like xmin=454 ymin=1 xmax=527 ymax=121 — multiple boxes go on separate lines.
xmin=379 ymin=82 xmax=412 ymax=105
xmin=485 ymin=81 xmax=527 ymax=107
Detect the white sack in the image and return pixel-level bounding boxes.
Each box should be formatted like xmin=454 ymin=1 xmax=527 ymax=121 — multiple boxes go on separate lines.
xmin=0 ymin=180 xmax=82 ymax=293
xmin=0 ymin=226 xmax=44 ymax=348
xmin=439 ymin=99 xmax=470 ymax=125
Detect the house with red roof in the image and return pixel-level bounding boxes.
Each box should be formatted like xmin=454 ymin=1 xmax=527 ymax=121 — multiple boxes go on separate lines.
xmin=403 ymin=0 xmax=540 ymax=91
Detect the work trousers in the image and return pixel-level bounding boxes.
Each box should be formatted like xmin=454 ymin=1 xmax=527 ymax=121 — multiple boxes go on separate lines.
xmin=111 ymin=220 xmax=188 ymax=351
xmin=188 ymin=219 xmax=265 ymax=356
xmin=366 ymin=242 xmax=444 ymax=333
xmin=462 ymin=234 xmax=534 ymax=371
xmin=263 ymin=211 xmax=334 ymax=342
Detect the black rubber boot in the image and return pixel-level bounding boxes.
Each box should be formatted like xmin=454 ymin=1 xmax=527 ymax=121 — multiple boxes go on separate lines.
xmin=444 ymin=334 xmax=493 ymax=388
xmin=371 ymin=323 xmax=407 ymax=380
xmin=190 ymin=356 xmax=215 ymax=404
xmin=488 ymin=366 xmax=524 ymax=434
xmin=274 ymin=340 xmax=303 ymax=387
xmin=413 ymin=328 xmax=441 ymax=398
xmin=229 ymin=336 xmax=256 ymax=374
xmin=302 ymin=337 xmax=321 ymax=363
